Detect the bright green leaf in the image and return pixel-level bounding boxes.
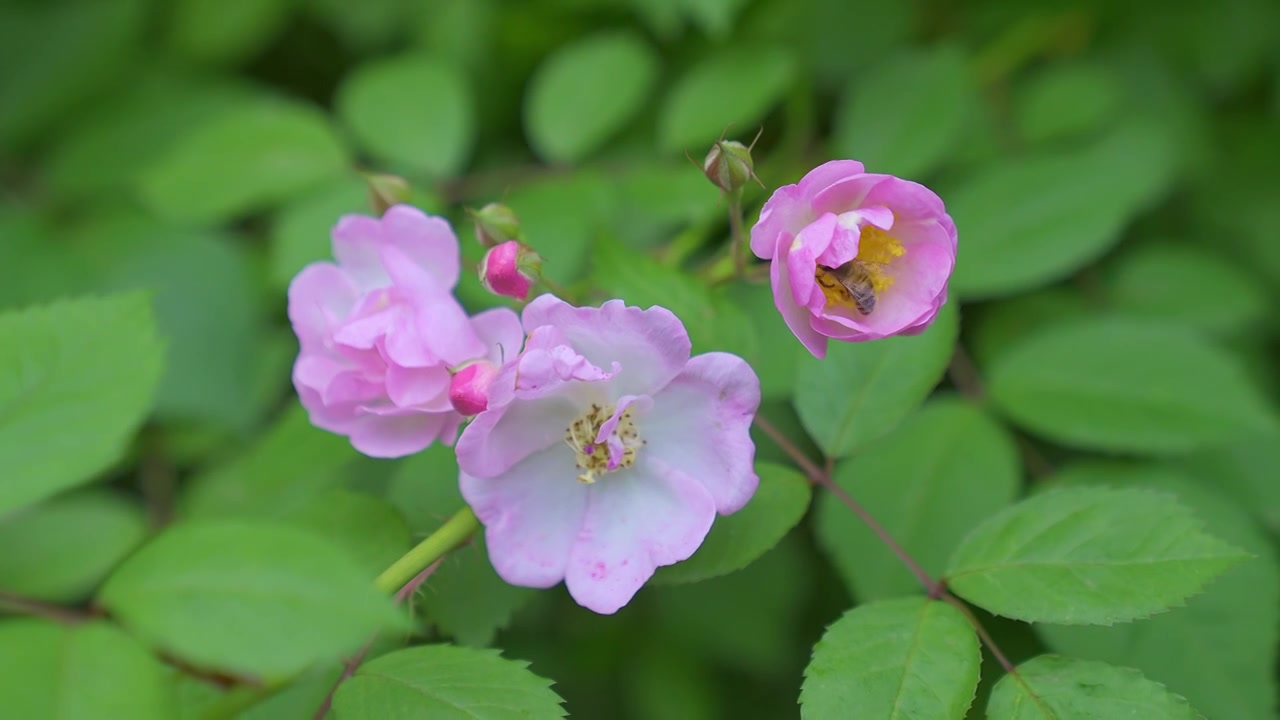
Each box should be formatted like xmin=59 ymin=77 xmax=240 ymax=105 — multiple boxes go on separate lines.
xmin=99 ymin=520 xmax=402 ymax=678
xmin=800 ymin=598 xmax=980 ymax=719
xmin=269 ymin=175 xmax=368 ymax=288
xmin=504 ymin=171 xmax=616 ymax=285
xmin=0 ymin=620 xmax=173 ymax=720
xmin=684 ymin=0 xmax=751 ymax=38
xmin=138 ymin=98 xmax=348 ymax=223
xmin=419 ymin=538 xmax=534 ymax=648
xmin=1014 ymin=61 xmax=1122 ymax=145
xmin=655 ymin=462 xmax=811 ymax=584
xmin=987 ymin=317 xmax=1278 ymax=455
xmin=337 ymin=55 xmax=474 ymax=177
xmin=525 ymin=32 xmax=659 ymax=163
xmin=333 ymin=644 xmax=566 ymax=719
xmin=833 ymin=45 xmax=975 ymax=179
xmin=793 ymin=301 xmax=957 ymax=458
xmin=986 ymin=655 xmax=1202 ymax=719
xmin=1037 ymin=463 xmax=1279 ymax=720
xmin=817 ymin=397 xmax=1019 ymax=601
xmin=182 ymin=405 xmax=358 ymax=519
xmin=658 ymin=47 xmax=796 ymax=154
xmin=385 ymin=441 xmax=466 ymax=535
xmin=166 ymin=0 xmax=298 ymax=65
xmin=287 ymin=490 xmax=411 ymax=575
xmin=945 ymin=486 xmax=1249 ymax=624
xmin=969 ymin=287 xmax=1090 ymax=370
xmin=1183 ymin=430 xmax=1280 ymax=535
xmin=720 ymin=280 xmax=801 ymax=400
xmin=0 ymin=490 xmax=146 ymax=602
xmin=0 ymin=293 xmax=163 ymax=515
xmin=1103 ymin=242 xmax=1269 ymax=337
xmin=949 ymin=119 xmax=1176 ymax=299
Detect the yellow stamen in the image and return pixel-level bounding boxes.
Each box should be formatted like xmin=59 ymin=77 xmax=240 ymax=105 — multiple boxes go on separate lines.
xmin=814 ymin=226 xmax=905 ymax=310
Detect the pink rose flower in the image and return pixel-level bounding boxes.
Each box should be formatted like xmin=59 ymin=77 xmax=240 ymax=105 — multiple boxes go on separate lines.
xmin=479 ymin=239 xmax=540 ymax=301
xmin=750 ymin=160 xmax=957 ymax=357
xmin=449 ymin=359 xmax=500 ymax=416
xmin=288 ymin=204 xmax=522 ymax=458
xmin=456 ymin=295 xmax=761 ymax=614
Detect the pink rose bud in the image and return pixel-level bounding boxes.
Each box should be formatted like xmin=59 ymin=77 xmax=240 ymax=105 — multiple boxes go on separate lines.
xmin=701 ymin=128 xmax=765 ymax=196
xmin=468 ymin=202 xmax=523 ymax=248
xmin=749 ymin=160 xmax=957 ymax=358
xmin=449 ymin=359 xmax=500 ymax=416
xmin=363 ymin=172 xmax=411 ymax=215
xmin=479 ymin=240 xmax=542 ymax=301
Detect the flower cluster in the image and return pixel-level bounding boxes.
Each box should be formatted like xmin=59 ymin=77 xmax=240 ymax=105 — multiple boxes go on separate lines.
xmin=287 ymin=155 xmax=955 ymax=613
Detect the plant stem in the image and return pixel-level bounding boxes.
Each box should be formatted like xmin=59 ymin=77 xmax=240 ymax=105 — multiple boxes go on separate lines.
xmin=728 ymin=196 xmax=747 ymax=278
xmin=0 ymin=590 xmax=90 ymax=624
xmin=374 ymin=506 xmax=479 ymax=594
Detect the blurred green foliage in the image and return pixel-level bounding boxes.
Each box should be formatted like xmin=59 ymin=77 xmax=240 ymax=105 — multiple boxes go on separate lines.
xmin=2 ymin=0 xmax=1280 ymax=717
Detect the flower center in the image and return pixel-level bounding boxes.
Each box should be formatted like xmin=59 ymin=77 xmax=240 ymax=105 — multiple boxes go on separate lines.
xmin=564 ymin=403 xmax=644 ymax=484
xmin=815 ymin=226 xmax=906 ymax=312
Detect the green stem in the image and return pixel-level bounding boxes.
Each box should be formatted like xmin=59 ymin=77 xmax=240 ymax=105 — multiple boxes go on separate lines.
xmin=728 ymin=195 xmax=747 ymax=279
xmin=374 ymin=506 xmax=479 ymax=594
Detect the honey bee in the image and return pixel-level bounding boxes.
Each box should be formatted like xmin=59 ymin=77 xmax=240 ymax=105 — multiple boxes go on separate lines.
xmin=821 ymin=259 xmax=877 ymax=315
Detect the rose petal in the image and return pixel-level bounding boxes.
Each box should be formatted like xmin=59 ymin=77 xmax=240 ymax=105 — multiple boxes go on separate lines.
xmin=380 ymin=204 xmax=462 ymax=289
xmin=564 ymin=459 xmax=717 ymax=614
xmin=461 ymin=447 xmax=589 ymax=588
xmin=331 ymin=215 xmax=390 ymax=291
xmin=346 ymin=410 xmax=455 ymax=458
xmin=809 ymin=173 xmax=891 ymax=219
xmin=470 ymin=307 xmax=525 ymax=365
xmin=455 ymin=395 xmax=581 ymax=479
xmin=750 ymin=184 xmax=804 ymax=259
xmin=287 ymin=263 xmax=360 ymax=351
xmin=770 ymin=232 xmax=828 ymax=358
xmin=643 ymin=352 xmax=760 ymax=514
xmin=385 ymin=364 xmax=451 ymax=410
xmin=522 ymin=295 xmax=691 ymax=397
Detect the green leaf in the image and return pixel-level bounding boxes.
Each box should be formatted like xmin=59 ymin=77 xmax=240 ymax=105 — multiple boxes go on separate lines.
xmin=525 ymin=32 xmax=660 ymax=163
xmin=969 ymin=287 xmax=1090 ymax=370
xmin=833 ymin=45 xmax=975 ymax=179
xmin=99 ymin=520 xmax=402 ymax=678
xmin=1182 ymin=431 xmax=1280 ymax=535
xmin=337 ymin=55 xmax=475 ymax=178
xmin=182 ymin=404 xmax=359 ymax=519
xmin=800 ymin=598 xmax=980 ymax=719
xmin=0 ymin=489 xmax=146 ymax=602
xmin=817 ymin=397 xmax=1019 ymax=601
xmin=0 ymin=293 xmax=163 ymax=515
xmin=986 ymin=655 xmax=1202 ymax=719
xmin=1102 ymin=242 xmax=1269 ymax=337
xmin=684 ymin=0 xmax=751 ymax=38
xmin=0 ymin=620 xmax=173 ymax=720
xmin=0 ymin=0 xmax=145 ymax=149
xmin=949 ymin=119 xmax=1176 ymax=299
xmin=1036 ymin=463 xmax=1279 ymax=720
xmin=287 ymin=490 xmax=411 ymax=575
xmin=166 ymin=0 xmax=298 ymax=65
xmin=385 ymin=441 xmax=466 ymax=535
xmin=73 ymin=212 xmax=264 ymax=432
xmin=419 ymin=538 xmax=534 ymax=648
xmin=138 ymin=98 xmax=348 ymax=223
xmin=658 ymin=46 xmax=796 ymax=154
xmin=945 ymin=486 xmax=1249 ymax=624
xmin=614 ymin=162 xmax=722 ymax=249
xmin=986 ymin=317 xmax=1278 ymax=455
xmin=332 ymin=644 xmax=566 ymax=719
xmin=269 ymin=175 xmax=368 ymax=289
xmin=793 ymin=301 xmax=957 ymax=458
xmin=719 ymin=280 xmax=801 ymax=400
xmin=1014 ymin=61 xmax=1122 ymax=145
xmin=655 ymin=462 xmax=811 ymax=584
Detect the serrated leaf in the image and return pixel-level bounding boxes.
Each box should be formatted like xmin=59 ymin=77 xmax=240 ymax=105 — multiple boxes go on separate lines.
xmin=655 ymin=462 xmax=811 ymax=584
xmin=0 ymin=489 xmax=146 ymax=602
xmin=333 ymin=644 xmax=566 ymax=719
xmin=987 ymin=317 xmax=1278 ymax=455
xmin=166 ymin=0 xmax=297 ymax=65
xmin=658 ymin=46 xmax=796 ymax=153
xmin=419 ymin=538 xmax=533 ymax=648
xmin=0 ymin=293 xmax=163 ymax=515
xmin=0 ymin=620 xmax=173 ymax=720
xmin=817 ymin=397 xmax=1019 ymax=601
xmin=181 ymin=404 xmax=359 ymax=519
xmin=1014 ymin=61 xmax=1122 ymax=145
xmin=138 ymin=98 xmax=348 ymax=223
xmin=1102 ymin=242 xmax=1268 ymax=337
xmin=950 ymin=119 xmax=1176 ymax=299
xmin=793 ymin=301 xmax=957 ymax=458
xmin=833 ymin=45 xmax=975 ymax=179
xmin=986 ymin=655 xmax=1202 ymax=719
xmin=525 ymin=32 xmax=659 ymax=163
xmin=1037 ymin=463 xmax=1279 ymax=720
xmin=800 ymin=598 xmax=980 ymax=719
xmin=337 ymin=55 xmax=474 ymax=178
xmin=945 ymin=486 xmax=1249 ymax=624
xmin=99 ymin=520 xmax=402 ymax=678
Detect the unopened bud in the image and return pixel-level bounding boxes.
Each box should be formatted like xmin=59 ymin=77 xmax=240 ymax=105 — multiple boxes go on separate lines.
xmin=480 ymin=240 xmax=542 ymax=301
xmin=449 ymin=359 xmax=500 ymax=416
xmin=701 ymin=128 xmax=765 ymax=196
xmin=364 ymin=172 xmax=412 ymax=215
xmin=468 ymin=202 xmax=523 ymax=248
